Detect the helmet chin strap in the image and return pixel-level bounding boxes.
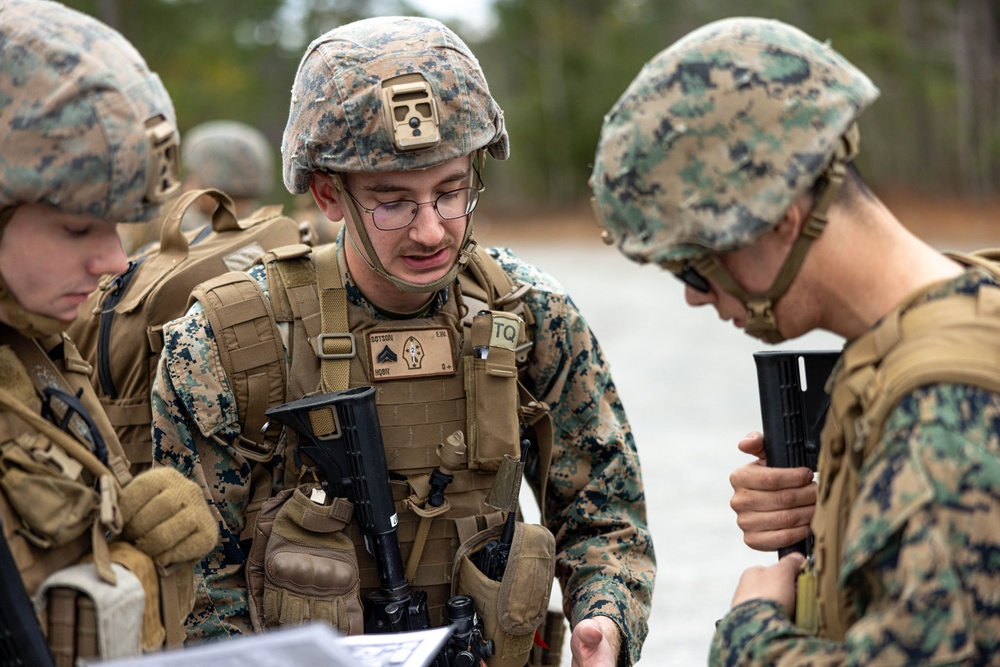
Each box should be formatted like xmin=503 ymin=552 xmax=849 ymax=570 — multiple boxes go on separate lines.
xmin=696 ymin=126 xmax=859 ymax=344
xmin=329 ymin=151 xmax=483 ymax=295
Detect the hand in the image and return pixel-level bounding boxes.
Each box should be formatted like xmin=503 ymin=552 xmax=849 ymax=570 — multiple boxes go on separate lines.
xmin=729 ymin=432 xmax=816 ymax=551
xmin=570 ymin=616 xmax=621 ymax=667
xmin=731 ymin=552 xmax=806 ymax=617
xmin=119 ymin=467 xmax=218 ymax=566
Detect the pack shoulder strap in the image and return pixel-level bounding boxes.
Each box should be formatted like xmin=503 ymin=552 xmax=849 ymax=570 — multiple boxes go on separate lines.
xmin=190 ymin=271 xmax=286 ymax=463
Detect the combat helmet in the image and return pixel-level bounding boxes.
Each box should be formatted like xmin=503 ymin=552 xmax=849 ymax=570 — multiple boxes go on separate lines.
xmin=183 ymin=120 xmax=274 ymax=199
xmin=281 ymin=15 xmax=508 ymax=293
xmin=591 ymin=17 xmax=879 ymax=342
xmin=0 ymin=0 xmax=180 ymax=337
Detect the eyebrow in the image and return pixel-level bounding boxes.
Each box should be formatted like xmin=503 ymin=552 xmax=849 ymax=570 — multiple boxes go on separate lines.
xmin=359 ymin=166 xmax=472 ymax=195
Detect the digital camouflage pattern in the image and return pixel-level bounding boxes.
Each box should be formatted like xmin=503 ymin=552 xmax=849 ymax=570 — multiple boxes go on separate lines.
xmin=0 ymin=0 xmax=179 ymax=222
xmin=711 ymin=269 xmax=1000 ymax=665
xmin=590 ymin=17 xmax=879 ymax=265
xmin=281 ymin=15 xmax=508 ymax=192
xmin=182 ymin=121 xmax=274 ymax=199
xmin=151 ymin=243 xmax=655 ymax=664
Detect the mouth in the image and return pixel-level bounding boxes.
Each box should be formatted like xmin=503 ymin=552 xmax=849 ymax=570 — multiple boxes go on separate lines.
xmin=400 ymin=246 xmax=451 ymax=271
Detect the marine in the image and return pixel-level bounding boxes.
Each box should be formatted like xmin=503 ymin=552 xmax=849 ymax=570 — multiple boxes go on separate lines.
xmin=153 ymin=15 xmax=655 ymax=667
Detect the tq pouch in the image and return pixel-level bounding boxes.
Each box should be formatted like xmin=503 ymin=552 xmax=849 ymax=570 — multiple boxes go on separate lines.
xmin=454 ymin=521 xmax=556 ymax=667
xmin=465 ymin=311 xmax=522 ymax=471
xmin=246 ymin=484 xmax=364 ymax=634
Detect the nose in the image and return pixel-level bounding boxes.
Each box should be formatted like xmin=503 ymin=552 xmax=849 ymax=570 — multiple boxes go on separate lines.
xmin=89 ymin=230 xmax=129 ymax=277
xmin=407 ymin=201 xmax=448 ymax=246
xmin=684 ymin=283 xmax=714 ymax=307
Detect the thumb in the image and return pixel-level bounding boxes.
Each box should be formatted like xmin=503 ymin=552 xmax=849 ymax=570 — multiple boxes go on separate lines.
xmin=738 ymin=432 xmax=766 ymax=459
xmin=779 ymin=551 xmax=806 ymax=574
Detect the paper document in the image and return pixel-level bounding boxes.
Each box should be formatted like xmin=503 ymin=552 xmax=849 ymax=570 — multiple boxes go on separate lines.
xmin=82 ymin=624 xmax=453 ymax=667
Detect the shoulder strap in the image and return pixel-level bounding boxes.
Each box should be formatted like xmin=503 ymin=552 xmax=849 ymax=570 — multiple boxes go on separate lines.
xmin=4 ymin=331 xmax=131 ymax=488
xmin=314 ymin=244 xmax=354 ymax=393
xmin=459 ymin=246 xmax=553 ymax=523
xmin=830 ymin=286 xmax=1000 ymax=464
xmin=190 ymin=271 xmax=286 ymax=463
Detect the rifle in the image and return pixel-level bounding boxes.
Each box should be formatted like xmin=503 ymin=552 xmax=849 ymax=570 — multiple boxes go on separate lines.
xmin=264 ymin=386 xmax=494 ymax=667
xmin=753 ymin=350 xmax=839 ymax=558
xmin=0 ymin=520 xmax=56 ymax=667
xmin=264 ymin=386 xmax=425 ymax=633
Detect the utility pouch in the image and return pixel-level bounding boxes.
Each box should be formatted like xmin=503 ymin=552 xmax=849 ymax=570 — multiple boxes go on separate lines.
xmin=0 ymin=436 xmax=96 ymax=548
xmin=246 ymin=484 xmax=363 ymax=635
xmin=465 ymin=311 xmax=522 ymax=471
xmin=453 ymin=522 xmax=556 ymax=667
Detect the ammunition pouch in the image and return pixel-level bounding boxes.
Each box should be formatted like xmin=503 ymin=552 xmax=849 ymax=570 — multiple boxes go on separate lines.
xmin=246 ymin=484 xmax=364 ymax=634
xmin=454 ymin=522 xmax=556 ymax=667
xmin=0 ymin=437 xmax=96 ymax=549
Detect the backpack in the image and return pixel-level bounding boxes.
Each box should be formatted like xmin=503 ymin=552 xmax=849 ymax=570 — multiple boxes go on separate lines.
xmin=67 ymin=188 xmax=306 ymax=473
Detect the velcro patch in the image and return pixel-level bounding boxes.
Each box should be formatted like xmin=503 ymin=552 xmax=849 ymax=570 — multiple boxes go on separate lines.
xmin=368 ymin=327 xmax=455 ymax=381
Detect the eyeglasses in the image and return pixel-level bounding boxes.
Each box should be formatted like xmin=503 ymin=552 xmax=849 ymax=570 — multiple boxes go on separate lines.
xmin=343 ymin=183 xmax=485 ymax=231
xmin=672 ymin=261 xmax=711 ymax=294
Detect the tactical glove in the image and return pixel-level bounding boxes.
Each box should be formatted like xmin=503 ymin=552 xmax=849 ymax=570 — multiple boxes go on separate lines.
xmin=118 ymin=467 xmax=218 ymax=566
xmin=247 ymin=485 xmax=363 ymax=634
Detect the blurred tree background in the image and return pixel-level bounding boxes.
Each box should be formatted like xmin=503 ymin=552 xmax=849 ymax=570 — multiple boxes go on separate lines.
xmin=63 ymin=0 xmax=1000 ymax=216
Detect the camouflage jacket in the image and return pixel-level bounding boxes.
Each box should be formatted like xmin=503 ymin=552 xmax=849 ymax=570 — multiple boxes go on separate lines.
xmin=151 ymin=243 xmax=654 ymax=663
xmin=711 ymin=269 xmax=1000 ymax=665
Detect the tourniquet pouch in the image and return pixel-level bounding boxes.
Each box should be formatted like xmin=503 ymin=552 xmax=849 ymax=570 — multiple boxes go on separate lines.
xmin=454 ymin=521 xmax=556 ymax=667
xmin=0 ymin=436 xmax=96 ymax=548
xmin=466 ymin=311 xmax=522 ymax=471
xmin=246 ymin=484 xmax=363 ymax=634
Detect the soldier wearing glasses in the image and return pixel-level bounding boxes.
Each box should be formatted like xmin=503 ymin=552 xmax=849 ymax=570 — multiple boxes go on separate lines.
xmin=152 ymin=16 xmax=654 ymax=667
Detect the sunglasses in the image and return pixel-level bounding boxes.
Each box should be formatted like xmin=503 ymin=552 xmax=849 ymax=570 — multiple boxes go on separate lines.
xmin=672 ymin=262 xmax=711 ymax=294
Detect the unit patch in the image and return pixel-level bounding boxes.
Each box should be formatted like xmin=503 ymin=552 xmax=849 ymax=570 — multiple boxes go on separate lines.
xmin=368 ymin=327 xmax=455 ymax=380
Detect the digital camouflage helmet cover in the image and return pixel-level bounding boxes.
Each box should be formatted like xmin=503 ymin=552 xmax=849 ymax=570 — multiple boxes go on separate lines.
xmin=591 ymin=18 xmax=879 ymax=341
xmin=0 ymin=0 xmax=180 ymax=224
xmin=281 ymin=15 xmax=508 ymax=293
xmin=0 ymin=0 xmax=180 ymax=338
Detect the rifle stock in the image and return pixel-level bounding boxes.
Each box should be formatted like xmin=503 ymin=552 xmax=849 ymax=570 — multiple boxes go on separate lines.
xmin=753 ymin=350 xmax=839 ymax=558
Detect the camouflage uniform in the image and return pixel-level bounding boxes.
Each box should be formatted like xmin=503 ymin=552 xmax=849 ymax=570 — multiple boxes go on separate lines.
xmin=151 ymin=239 xmax=654 ymax=660
xmin=152 ymin=16 xmax=654 ymax=665
xmin=711 ymin=267 xmax=1000 ymax=664
xmin=591 ymin=15 xmax=1000 ymax=666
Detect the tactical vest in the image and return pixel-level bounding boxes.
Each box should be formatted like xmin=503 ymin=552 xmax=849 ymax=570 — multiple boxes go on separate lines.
xmin=813 ymin=252 xmax=1000 ymax=639
xmin=0 ymin=326 xmax=166 ymax=664
xmin=192 ymin=241 xmax=555 ymax=628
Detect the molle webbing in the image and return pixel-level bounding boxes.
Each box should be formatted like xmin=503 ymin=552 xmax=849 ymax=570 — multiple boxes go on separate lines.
xmin=816 ymin=275 xmax=1000 ymax=640
xmin=190 ymin=272 xmax=287 ymax=463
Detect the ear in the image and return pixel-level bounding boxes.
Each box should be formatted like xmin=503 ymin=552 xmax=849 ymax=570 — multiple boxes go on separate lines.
xmin=310 ymin=172 xmax=347 ymax=222
xmin=773 ymin=192 xmax=812 ymax=243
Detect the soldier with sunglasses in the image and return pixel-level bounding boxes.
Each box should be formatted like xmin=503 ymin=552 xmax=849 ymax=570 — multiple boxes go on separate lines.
xmin=592 ymin=16 xmax=1000 ymax=666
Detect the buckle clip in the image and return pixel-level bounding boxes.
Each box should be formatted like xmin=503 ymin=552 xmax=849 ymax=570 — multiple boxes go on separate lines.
xmin=313 ymin=332 xmax=356 ymax=360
